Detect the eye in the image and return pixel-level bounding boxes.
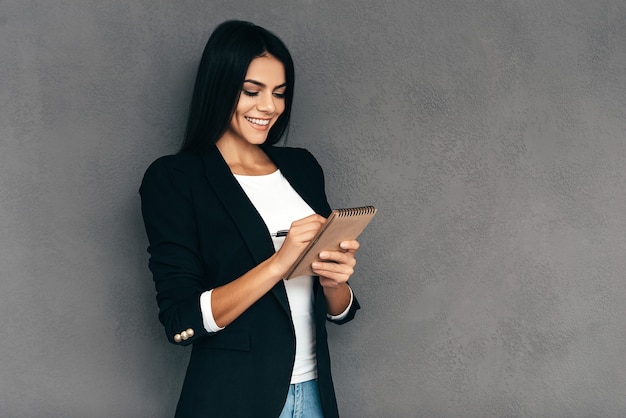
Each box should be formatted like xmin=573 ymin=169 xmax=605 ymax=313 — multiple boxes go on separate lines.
xmin=242 ymin=90 xmax=259 ymax=97
xmin=273 ymin=91 xmax=286 ymax=99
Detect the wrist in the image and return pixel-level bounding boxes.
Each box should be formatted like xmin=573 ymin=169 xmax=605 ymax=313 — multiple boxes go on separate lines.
xmin=265 ymin=253 xmax=289 ymax=281
xmin=323 ymin=282 xmax=352 ymax=316
xmin=322 ymin=281 xmax=349 ymax=293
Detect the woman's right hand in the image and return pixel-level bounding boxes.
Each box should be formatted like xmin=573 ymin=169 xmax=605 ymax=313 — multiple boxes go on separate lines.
xmin=211 ymin=213 xmax=327 ymax=328
xmin=270 ymin=213 xmax=327 ymax=278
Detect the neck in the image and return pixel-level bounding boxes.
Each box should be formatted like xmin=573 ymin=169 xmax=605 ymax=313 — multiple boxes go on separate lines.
xmin=215 ymin=139 xmax=276 ymax=176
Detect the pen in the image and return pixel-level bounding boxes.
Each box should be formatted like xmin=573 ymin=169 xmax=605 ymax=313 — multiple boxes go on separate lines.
xmin=271 ymin=229 xmax=289 ymax=237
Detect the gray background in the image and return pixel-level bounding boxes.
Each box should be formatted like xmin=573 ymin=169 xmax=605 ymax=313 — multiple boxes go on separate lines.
xmin=1 ymin=1 xmax=625 ymax=417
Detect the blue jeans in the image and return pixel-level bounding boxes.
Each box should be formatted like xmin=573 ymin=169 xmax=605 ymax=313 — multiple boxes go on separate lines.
xmin=278 ymin=379 xmax=324 ymax=418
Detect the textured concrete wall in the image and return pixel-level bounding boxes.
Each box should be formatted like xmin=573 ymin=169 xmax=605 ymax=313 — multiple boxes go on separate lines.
xmin=2 ymin=1 xmax=625 ymax=417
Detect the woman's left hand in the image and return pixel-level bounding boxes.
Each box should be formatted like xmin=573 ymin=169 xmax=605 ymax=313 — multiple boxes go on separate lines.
xmin=312 ymin=239 xmax=360 ymax=288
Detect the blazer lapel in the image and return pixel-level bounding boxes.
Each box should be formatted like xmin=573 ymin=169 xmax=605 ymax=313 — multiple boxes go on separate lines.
xmin=200 ymin=146 xmax=291 ymax=315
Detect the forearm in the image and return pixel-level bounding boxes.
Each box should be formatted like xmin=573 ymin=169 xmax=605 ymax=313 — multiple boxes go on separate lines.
xmin=208 ymin=214 xmax=330 ymax=329
xmin=210 ymin=253 xmax=285 ymax=328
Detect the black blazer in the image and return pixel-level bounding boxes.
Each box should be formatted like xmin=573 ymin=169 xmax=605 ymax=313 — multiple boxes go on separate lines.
xmin=140 ymin=144 xmax=359 ymax=418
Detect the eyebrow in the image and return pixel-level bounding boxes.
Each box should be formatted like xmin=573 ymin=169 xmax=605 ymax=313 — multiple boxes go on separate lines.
xmin=243 ymin=79 xmax=287 ymax=89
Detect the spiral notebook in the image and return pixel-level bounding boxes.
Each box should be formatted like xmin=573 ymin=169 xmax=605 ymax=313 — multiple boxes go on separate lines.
xmin=285 ymin=205 xmax=377 ymax=280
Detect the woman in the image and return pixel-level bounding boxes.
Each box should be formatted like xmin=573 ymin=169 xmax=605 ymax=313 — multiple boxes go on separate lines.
xmin=140 ymin=20 xmax=360 ymax=417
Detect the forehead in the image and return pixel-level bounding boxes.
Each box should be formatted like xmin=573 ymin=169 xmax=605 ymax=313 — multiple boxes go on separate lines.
xmin=244 ymin=55 xmax=286 ymax=86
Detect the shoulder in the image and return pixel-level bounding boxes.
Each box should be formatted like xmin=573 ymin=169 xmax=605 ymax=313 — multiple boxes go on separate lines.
xmin=144 ymin=152 xmax=203 ymax=175
xmin=140 ymin=152 xmax=204 ymax=193
xmin=142 ymin=152 xmax=204 ymax=179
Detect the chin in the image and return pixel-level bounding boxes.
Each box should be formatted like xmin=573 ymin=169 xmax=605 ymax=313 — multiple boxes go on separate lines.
xmin=246 ymin=134 xmax=270 ymax=145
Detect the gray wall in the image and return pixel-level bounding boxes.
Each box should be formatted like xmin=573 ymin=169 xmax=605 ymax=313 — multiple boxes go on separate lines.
xmin=2 ymin=1 xmax=625 ymax=417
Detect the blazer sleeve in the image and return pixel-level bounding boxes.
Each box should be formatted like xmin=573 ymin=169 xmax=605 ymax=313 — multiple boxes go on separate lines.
xmin=139 ymin=156 xmax=208 ymax=346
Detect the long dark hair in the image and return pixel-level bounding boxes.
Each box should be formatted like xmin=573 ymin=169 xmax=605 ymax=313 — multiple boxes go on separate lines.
xmin=179 ymin=20 xmax=295 ymax=153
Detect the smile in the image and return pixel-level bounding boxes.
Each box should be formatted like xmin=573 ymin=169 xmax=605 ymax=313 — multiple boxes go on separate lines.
xmin=245 ymin=117 xmax=270 ymax=126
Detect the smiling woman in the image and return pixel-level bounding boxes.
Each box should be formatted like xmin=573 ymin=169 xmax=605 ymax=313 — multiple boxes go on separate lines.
xmin=139 ymin=20 xmax=361 ymax=418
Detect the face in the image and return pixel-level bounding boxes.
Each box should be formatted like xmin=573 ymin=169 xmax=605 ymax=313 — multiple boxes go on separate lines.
xmin=221 ymin=54 xmax=287 ymax=147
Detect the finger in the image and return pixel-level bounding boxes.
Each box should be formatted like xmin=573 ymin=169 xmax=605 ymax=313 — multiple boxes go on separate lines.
xmin=285 ymin=221 xmax=323 ymax=242
xmin=339 ymin=240 xmax=360 ymax=252
xmin=318 ymin=250 xmax=357 ymax=267
xmin=286 ymin=219 xmax=324 ymax=240
xmin=316 ymin=269 xmax=351 ymax=285
xmin=287 ymin=225 xmax=321 ymax=241
xmin=312 ymin=260 xmax=354 ymax=278
xmin=291 ymin=213 xmax=327 ymax=228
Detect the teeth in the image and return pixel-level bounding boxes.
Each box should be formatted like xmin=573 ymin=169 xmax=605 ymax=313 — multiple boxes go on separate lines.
xmin=245 ymin=117 xmax=270 ymax=126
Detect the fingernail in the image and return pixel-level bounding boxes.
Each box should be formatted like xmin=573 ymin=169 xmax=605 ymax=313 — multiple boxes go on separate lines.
xmin=319 ymin=252 xmax=328 ymax=259
xmin=312 ymin=262 xmax=321 ymax=269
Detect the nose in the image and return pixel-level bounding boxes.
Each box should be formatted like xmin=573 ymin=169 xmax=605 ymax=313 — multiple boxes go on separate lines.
xmin=256 ymin=92 xmax=276 ymax=114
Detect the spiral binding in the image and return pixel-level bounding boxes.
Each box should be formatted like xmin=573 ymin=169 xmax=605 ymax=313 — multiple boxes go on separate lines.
xmin=336 ymin=206 xmax=376 ymax=217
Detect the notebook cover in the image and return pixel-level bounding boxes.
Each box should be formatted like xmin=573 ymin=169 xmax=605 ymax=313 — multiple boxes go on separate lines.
xmin=284 ymin=206 xmax=377 ymax=280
